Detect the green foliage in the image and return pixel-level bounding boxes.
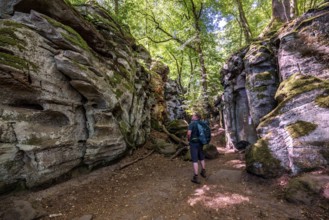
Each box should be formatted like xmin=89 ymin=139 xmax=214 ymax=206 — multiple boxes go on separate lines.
xmin=285 ymin=120 xmax=318 ymax=138
xmin=65 ymin=0 xmax=323 ymax=115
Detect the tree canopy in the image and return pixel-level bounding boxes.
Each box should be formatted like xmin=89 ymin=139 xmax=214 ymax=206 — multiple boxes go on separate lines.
xmin=68 ymin=0 xmax=323 ymax=114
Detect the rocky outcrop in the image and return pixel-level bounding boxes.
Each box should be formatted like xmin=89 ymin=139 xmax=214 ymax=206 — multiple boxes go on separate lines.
xmin=149 ymin=60 xmax=169 ymax=130
xmin=0 ymin=0 xmax=158 ymax=191
xmin=221 ymin=2 xmax=329 ymax=178
xmin=165 ymin=79 xmax=185 ymax=120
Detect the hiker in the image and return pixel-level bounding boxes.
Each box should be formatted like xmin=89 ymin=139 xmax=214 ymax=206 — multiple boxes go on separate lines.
xmin=187 ymin=112 xmax=206 ymax=184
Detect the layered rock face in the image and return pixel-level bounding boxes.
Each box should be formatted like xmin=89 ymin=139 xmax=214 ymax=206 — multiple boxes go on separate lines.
xmin=0 ymin=0 xmax=156 ymax=190
xmin=165 ymin=79 xmax=185 ymax=121
xmin=221 ymin=2 xmax=329 ymax=177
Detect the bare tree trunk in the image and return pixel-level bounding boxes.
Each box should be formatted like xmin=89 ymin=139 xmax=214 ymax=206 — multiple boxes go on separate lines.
xmin=169 ymin=51 xmax=184 ymax=91
xmin=190 ymin=0 xmax=211 ymax=117
xmin=234 ymin=0 xmax=252 ymax=43
xmin=272 ymin=0 xmax=292 ymax=22
xmin=195 ymin=34 xmax=208 ymax=106
xmin=114 ymin=0 xmax=119 ymax=15
xmin=290 ymin=0 xmax=299 ymax=18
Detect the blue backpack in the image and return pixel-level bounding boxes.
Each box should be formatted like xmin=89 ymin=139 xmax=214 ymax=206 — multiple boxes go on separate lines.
xmin=197 ymin=121 xmax=211 ymax=145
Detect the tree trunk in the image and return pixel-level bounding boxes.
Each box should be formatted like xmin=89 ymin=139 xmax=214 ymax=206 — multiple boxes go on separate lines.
xmin=190 ymin=0 xmax=211 ymax=117
xmin=195 ymin=36 xmax=210 ymax=115
xmin=114 ymin=0 xmax=119 ymax=15
xmin=187 ymin=53 xmax=196 ymax=95
xmin=272 ymin=0 xmax=292 ymax=22
xmin=234 ymin=0 xmax=252 ymax=43
xmin=291 ymin=0 xmax=299 ymax=17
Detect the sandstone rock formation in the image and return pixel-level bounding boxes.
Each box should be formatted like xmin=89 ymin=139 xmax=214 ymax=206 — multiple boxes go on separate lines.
xmin=165 ymin=79 xmax=186 ymax=121
xmin=221 ymin=2 xmax=329 ymax=177
xmin=0 ymin=0 xmax=172 ymax=191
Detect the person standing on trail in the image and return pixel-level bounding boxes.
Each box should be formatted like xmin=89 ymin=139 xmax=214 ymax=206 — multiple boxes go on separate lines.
xmin=187 ymin=112 xmax=206 ymax=184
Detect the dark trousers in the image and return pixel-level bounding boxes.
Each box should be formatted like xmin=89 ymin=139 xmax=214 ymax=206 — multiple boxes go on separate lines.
xmin=189 ymin=142 xmax=205 ymax=163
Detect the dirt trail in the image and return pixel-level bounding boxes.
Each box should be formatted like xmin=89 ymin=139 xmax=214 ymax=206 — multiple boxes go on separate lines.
xmin=0 ymin=144 xmax=328 ymax=219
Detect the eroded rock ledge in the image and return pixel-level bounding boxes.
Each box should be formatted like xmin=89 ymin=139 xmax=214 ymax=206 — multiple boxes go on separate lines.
xmin=0 ymin=0 xmax=177 ymax=191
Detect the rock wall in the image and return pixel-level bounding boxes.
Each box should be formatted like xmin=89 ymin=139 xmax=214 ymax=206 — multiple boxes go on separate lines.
xmin=221 ymin=2 xmax=329 ymax=177
xmin=165 ymin=79 xmax=185 ymax=121
xmin=0 ymin=0 xmax=158 ymax=191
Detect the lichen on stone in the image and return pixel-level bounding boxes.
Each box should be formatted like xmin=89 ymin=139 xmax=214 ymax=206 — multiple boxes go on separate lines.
xmin=285 ymin=120 xmax=318 ymax=138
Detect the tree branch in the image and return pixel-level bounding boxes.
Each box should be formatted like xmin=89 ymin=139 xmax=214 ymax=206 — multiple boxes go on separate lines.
xmin=162 ymin=125 xmax=189 ymax=146
xmin=139 ymin=10 xmax=196 ymax=50
xmin=147 ymin=37 xmax=173 ymax=43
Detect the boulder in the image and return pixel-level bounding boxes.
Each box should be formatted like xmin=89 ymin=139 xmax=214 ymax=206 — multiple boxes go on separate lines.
xmin=284 ymin=174 xmax=329 ymax=204
xmin=203 ymin=144 xmax=220 ymax=159
xmin=166 ymin=119 xmax=188 ymax=138
xmin=152 ymin=138 xmax=177 ymax=156
xmin=2 ymin=200 xmax=46 ymax=220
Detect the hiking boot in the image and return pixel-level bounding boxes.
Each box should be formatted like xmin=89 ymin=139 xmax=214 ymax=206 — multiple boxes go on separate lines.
xmin=191 ymin=175 xmax=201 ymax=184
xmin=200 ymin=169 xmax=207 ymax=178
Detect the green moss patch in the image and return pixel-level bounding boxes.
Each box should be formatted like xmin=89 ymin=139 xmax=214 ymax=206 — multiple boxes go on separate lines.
xmin=0 ymin=27 xmax=27 ymax=51
xmin=255 ymin=72 xmax=273 ymax=81
xmin=0 ymin=51 xmax=37 ymax=71
xmin=257 ymin=94 xmax=267 ymax=99
xmin=3 ymin=20 xmax=28 ymax=29
xmin=295 ymin=11 xmax=329 ymax=31
xmin=44 ymin=15 xmax=90 ymax=51
xmin=315 ymin=93 xmax=329 ymax=108
xmin=275 ymin=73 xmax=329 ymax=102
xmin=245 ymin=138 xmax=282 ymax=178
xmin=285 ymin=121 xmax=317 ymax=138
xmin=259 ymin=75 xmax=329 ymax=127
xmin=253 ymin=85 xmax=267 ymax=92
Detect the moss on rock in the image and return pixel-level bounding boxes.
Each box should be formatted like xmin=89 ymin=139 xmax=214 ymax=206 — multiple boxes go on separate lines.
xmin=253 ymin=85 xmax=267 ymax=92
xmin=285 ymin=120 xmax=317 ymax=138
xmin=255 ymin=72 xmax=273 ymax=81
xmin=0 ymin=26 xmax=27 ymax=52
xmin=245 ymin=138 xmax=282 ymax=178
xmin=295 ymin=11 xmax=329 ymax=31
xmin=257 ymin=94 xmax=267 ymax=99
xmin=0 ymin=51 xmax=36 ymax=71
xmin=275 ymin=73 xmax=329 ymax=102
xmin=315 ymin=93 xmax=329 ymax=108
xmin=44 ymin=15 xmax=90 ymax=51
xmin=259 ymin=74 xmax=329 ymax=127
xmin=3 ymin=20 xmax=28 ymax=29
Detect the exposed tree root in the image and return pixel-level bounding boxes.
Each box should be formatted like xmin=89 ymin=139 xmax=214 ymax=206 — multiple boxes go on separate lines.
xmin=170 ymin=146 xmax=188 ymax=160
xmin=116 ymin=150 xmax=155 ymax=170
